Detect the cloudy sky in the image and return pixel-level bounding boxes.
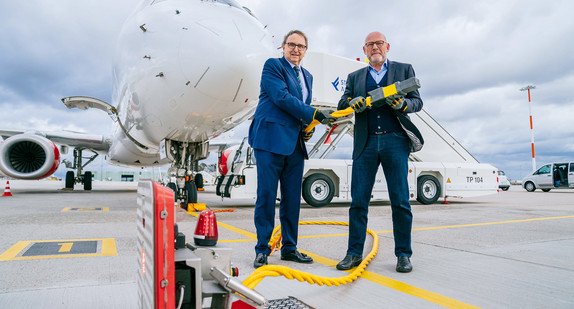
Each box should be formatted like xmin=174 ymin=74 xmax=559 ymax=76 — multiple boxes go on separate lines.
xmin=1 ymin=0 xmax=573 ymax=181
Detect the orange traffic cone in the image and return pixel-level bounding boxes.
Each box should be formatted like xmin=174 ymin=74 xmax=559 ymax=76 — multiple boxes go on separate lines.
xmin=2 ymin=181 xmax=13 ymax=197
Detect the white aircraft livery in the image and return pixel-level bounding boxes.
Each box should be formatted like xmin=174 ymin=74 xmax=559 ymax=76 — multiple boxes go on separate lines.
xmin=0 ymin=0 xmax=276 ymax=204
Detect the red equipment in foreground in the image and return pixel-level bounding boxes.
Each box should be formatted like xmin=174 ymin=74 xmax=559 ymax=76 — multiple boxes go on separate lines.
xmin=136 ymin=180 xmax=266 ymax=309
xmin=137 ymin=180 xmax=175 ymax=309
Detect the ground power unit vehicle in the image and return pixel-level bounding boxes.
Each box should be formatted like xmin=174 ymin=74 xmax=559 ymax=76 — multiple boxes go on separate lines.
xmin=522 ymin=162 xmax=574 ymax=192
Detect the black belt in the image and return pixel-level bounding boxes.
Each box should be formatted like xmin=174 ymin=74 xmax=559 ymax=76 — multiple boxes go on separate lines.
xmin=369 ymin=131 xmax=390 ymax=135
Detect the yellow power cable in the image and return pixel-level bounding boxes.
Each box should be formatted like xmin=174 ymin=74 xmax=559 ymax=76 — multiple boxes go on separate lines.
xmin=242 ymin=221 xmax=379 ymax=289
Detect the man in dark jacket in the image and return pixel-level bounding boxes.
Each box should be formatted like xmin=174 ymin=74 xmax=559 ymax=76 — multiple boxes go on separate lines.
xmin=336 ymin=31 xmax=423 ymax=273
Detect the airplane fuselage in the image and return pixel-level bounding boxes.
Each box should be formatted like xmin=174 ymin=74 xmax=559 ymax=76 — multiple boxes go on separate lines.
xmin=107 ymin=0 xmax=276 ymax=166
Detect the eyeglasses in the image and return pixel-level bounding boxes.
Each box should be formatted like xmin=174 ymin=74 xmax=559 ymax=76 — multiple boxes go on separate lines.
xmin=285 ymin=42 xmax=307 ymax=50
xmin=364 ymin=41 xmax=386 ymax=49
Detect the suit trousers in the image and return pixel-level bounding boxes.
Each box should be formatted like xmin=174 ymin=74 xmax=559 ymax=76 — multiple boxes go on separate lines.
xmin=253 ymin=144 xmax=305 ymax=255
xmin=347 ymin=133 xmax=413 ymax=258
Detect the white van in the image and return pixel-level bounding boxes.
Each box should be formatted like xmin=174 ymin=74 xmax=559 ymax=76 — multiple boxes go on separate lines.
xmin=521 ymin=162 xmax=574 ymax=192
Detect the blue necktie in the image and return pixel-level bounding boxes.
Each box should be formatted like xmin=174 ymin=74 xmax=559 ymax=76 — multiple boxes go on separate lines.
xmin=294 ymin=66 xmax=303 ymax=94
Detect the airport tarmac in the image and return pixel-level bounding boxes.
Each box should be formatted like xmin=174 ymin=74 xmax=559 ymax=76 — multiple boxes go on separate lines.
xmin=0 ymin=180 xmax=573 ymax=309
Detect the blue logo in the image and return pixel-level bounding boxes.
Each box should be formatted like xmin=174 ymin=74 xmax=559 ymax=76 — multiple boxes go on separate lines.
xmin=332 ymin=77 xmax=340 ymax=91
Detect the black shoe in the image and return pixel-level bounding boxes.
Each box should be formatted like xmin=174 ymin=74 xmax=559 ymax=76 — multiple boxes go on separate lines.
xmin=281 ymin=250 xmax=313 ymax=263
xmin=253 ymin=253 xmax=268 ymax=268
xmin=396 ymin=256 xmax=412 ymax=273
xmin=336 ymin=254 xmax=363 ymax=270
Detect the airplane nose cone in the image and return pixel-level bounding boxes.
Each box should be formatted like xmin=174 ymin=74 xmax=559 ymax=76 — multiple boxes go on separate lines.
xmin=178 ymin=9 xmax=276 ymax=103
xmin=113 ymin=1 xmax=276 ymax=145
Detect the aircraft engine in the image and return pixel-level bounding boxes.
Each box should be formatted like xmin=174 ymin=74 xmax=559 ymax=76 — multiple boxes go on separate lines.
xmin=0 ymin=134 xmax=61 ymax=179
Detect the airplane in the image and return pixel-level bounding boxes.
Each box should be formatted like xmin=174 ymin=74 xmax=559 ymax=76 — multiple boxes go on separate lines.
xmin=0 ymin=0 xmax=277 ymax=206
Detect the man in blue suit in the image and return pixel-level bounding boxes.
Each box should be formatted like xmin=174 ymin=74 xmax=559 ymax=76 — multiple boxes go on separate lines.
xmin=336 ymin=31 xmax=423 ymax=273
xmin=248 ymin=30 xmax=334 ymax=268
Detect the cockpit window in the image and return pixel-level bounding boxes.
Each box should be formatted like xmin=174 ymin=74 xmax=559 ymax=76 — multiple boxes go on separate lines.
xmin=212 ymin=0 xmax=242 ymax=9
xmin=212 ymin=0 xmax=259 ymax=20
xmin=150 ymin=0 xmax=259 ymax=20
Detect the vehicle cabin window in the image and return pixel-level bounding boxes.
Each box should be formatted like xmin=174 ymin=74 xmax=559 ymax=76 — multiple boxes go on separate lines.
xmin=570 ymin=163 xmax=574 ymax=172
xmin=536 ymin=165 xmax=551 ymax=175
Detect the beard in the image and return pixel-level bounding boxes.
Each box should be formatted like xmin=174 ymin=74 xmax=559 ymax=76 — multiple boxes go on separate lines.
xmin=369 ymin=53 xmax=384 ymax=64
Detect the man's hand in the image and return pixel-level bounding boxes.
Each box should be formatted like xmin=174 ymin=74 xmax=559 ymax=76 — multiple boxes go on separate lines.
xmin=349 ymin=96 xmax=367 ymax=113
xmin=314 ymin=109 xmax=336 ymax=124
xmin=385 ymin=95 xmax=407 ymax=112
xmin=303 ymin=127 xmax=315 ymax=142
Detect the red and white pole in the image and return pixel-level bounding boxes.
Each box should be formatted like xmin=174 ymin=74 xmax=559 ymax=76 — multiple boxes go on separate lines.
xmin=520 ymin=85 xmax=536 ymax=172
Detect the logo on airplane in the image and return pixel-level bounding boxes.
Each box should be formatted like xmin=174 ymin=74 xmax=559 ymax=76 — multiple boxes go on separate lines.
xmin=332 ymin=77 xmax=346 ymax=92
xmin=332 ymin=77 xmax=341 ymax=91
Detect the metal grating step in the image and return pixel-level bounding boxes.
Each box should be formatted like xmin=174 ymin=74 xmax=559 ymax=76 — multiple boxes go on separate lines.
xmin=266 ymin=296 xmax=315 ymax=309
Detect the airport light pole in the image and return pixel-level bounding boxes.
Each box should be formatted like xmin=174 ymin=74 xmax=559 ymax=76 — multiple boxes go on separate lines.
xmin=520 ymin=85 xmax=536 ymax=172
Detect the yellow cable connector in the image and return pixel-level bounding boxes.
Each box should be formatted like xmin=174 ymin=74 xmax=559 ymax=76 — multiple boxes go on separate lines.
xmin=304 ymin=77 xmax=420 ymax=133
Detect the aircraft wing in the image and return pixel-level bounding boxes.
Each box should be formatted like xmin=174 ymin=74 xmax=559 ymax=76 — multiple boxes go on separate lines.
xmin=0 ymin=129 xmax=110 ymax=152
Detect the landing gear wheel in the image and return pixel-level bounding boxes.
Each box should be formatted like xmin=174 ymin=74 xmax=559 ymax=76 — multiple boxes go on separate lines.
xmin=524 ymin=181 xmax=536 ymax=192
xmin=417 ymin=175 xmax=441 ymax=204
xmin=185 ymin=181 xmax=198 ymax=207
xmin=65 ymin=171 xmax=75 ymax=189
xmin=167 ymin=182 xmax=177 ymax=195
xmin=302 ymin=173 xmax=334 ymax=207
xmin=194 ymin=173 xmax=204 ymax=189
xmin=83 ymin=171 xmax=92 ymax=190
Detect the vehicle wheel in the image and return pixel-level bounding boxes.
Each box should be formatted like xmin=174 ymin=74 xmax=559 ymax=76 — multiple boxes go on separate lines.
xmin=501 ymin=187 xmax=509 ymax=191
xmin=416 ymin=175 xmax=441 ymax=204
xmin=302 ymin=173 xmax=334 ymax=207
xmin=83 ymin=171 xmax=92 ymax=190
xmin=541 ymin=189 xmax=551 ymax=192
xmin=167 ymin=182 xmax=177 ymax=196
xmin=194 ymin=173 xmax=204 ymax=189
xmin=65 ymin=171 xmax=75 ymax=189
xmin=524 ymin=181 xmax=536 ymax=192
xmin=185 ymin=181 xmax=198 ymax=205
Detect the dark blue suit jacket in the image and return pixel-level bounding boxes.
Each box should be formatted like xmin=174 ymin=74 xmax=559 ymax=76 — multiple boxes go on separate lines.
xmin=249 ymin=57 xmax=315 ymax=158
xmin=337 ymin=60 xmax=423 ymax=159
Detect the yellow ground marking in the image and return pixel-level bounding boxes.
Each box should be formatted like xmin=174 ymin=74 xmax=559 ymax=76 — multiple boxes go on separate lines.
xmin=360 ymin=271 xmax=480 ymax=309
xmin=0 ymin=238 xmax=117 ymax=261
xmin=300 ymin=215 xmax=574 ymax=238
xmin=213 ymin=215 xmax=574 ymax=242
xmin=409 ymin=215 xmax=574 ymax=232
xmin=58 ymin=243 xmax=73 ymax=252
xmin=303 ymin=251 xmax=480 ymax=309
xmin=61 ymin=207 xmax=110 ymax=211
xmin=191 ymin=213 xmax=574 ymax=307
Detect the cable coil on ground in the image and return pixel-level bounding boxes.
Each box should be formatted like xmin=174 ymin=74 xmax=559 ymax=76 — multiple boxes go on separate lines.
xmin=242 ymin=221 xmax=378 ymax=289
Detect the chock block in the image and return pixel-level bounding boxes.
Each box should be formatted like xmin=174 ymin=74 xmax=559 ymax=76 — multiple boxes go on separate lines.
xmin=186 ymin=203 xmax=207 ymax=213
